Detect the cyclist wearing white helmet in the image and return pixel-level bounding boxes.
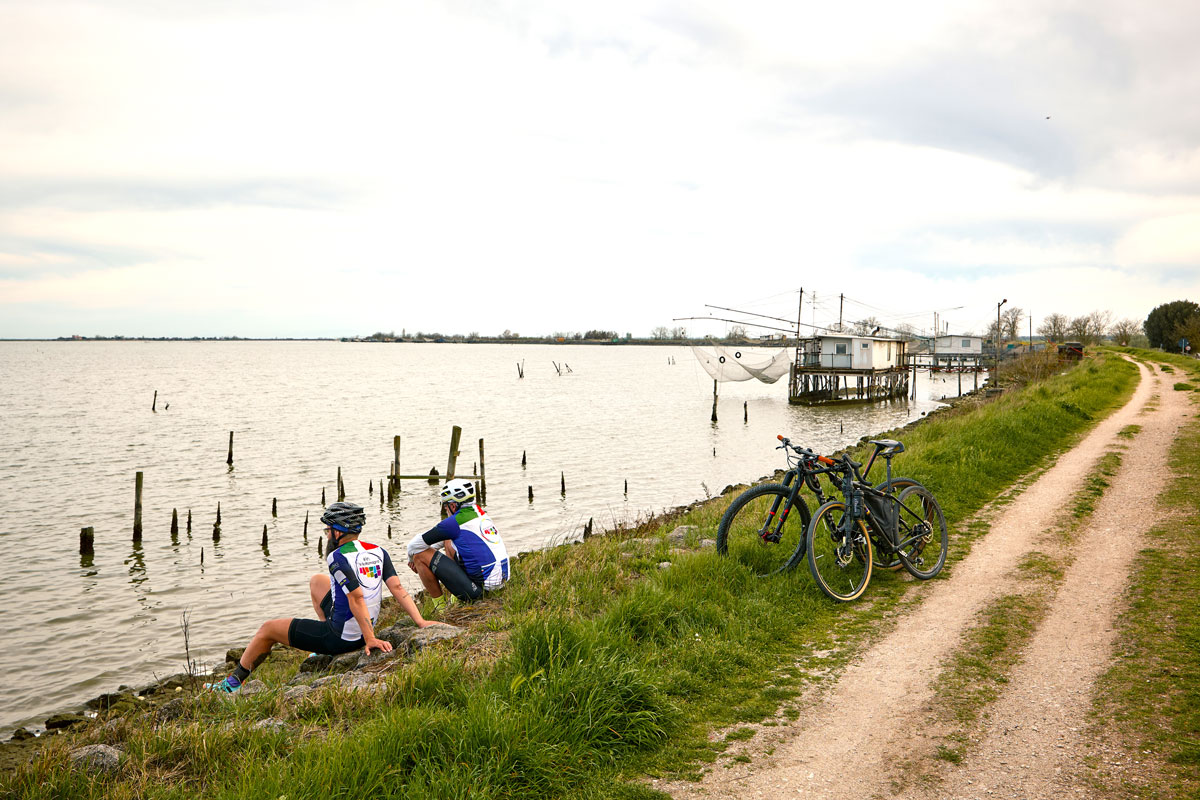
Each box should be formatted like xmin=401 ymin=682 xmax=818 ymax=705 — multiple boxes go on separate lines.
xmin=407 ymin=478 xmax=509 ymax=614
xmin=208 ymin=501 xmax=441 ymax=693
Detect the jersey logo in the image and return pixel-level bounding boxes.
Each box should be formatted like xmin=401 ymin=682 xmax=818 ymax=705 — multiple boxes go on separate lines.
xmin=359 ymin=564 xmax=381 ymax=579
xmin=355 ymin=552 xmax=384 ymax=587
xmin=480 ymin=524 xmax=500 ymax=543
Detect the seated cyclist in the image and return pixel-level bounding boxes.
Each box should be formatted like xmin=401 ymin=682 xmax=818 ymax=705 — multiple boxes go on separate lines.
xmin=208 ymin=501 xmax=440 ymax=693
xmin=407 ymin=479 xmax=509 ymax=613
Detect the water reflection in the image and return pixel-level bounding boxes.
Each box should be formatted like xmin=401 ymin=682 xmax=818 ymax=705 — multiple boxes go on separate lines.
xmin=125 ymin=542 xmax=147 ymax=589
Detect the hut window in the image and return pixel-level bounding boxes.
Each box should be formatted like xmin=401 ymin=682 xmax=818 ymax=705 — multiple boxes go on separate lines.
xmin=834 ymin=343 xmax=848 ymax=355
xmin=962 ymin=339 xmax=971 ymax=348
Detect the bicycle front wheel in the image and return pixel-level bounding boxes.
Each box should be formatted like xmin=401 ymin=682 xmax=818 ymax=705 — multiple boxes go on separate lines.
xmin=895 ymin=485 xmax=948 ymax=580
xmin=716 ymin=483 xmax=810 ymax=577
xmin=806 ymin=501 xmax=873 ymax=602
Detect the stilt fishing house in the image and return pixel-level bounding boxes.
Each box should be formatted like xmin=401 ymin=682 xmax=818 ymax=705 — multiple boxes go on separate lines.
xmin=788 ymin=334 xmax=910 ymax=404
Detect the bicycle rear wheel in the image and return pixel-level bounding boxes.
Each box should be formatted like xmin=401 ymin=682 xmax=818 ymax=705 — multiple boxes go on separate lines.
xmin=870 ymin=477 xmax=922 ymax=570
xmin=805 ymin=501 xmax=873 ymax=602
xmin=716 ymin=483 xmax=811 ymax=577
xmin=895 ymin=485 xmax=948 ymax=580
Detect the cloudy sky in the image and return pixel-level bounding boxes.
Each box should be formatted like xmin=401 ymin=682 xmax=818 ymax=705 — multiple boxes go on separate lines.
xmin=1 ymin=0 xmax=1198 ymax=339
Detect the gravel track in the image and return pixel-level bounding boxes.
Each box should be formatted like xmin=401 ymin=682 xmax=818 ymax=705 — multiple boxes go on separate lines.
xmin=664 ymin=359 xmax=1189 ymax=800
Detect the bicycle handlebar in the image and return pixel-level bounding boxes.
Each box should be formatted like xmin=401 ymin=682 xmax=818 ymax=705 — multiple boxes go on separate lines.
xmin=776 ymin=435 xmax=836 ymax=466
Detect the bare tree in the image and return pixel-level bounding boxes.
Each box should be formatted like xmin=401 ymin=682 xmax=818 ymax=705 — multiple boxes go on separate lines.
xmin=1067 ymin=310 xmax=1114 ymax=346
xmin=670 ymin=326 xmax=687 ymax=339
xmin=728 ymin=324 xmax=748 ymax=340
xmin=1001 ymin=307 xmax=1025 ymax=341
xmin=650 ymin=326 xmax=669 ymax=340
xmin=852 ymin=316 xmax=881 ymax=335
xmin=1037 ymin=313 xmax=1070 ymax=342
xmin=1108 ymin=318 xmax=1143 ymax=346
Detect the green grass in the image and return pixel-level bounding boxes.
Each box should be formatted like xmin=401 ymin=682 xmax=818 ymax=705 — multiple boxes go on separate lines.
xmin=1174 ymin=382 xmax=1195 ymax=391
xmin=0 ymin=352 xmax=1144 ymax=800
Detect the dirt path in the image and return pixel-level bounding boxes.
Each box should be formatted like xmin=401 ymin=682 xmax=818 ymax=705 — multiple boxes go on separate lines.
xmin=664 ymin=359 xmax=1190 ymax=800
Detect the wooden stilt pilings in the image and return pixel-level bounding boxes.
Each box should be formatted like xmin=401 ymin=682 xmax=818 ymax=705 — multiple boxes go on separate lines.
xmin=80 ymin=527 xmax=94 ymax=556
xmin=227 ymin=431 xmax=234 ymax=466
xmin=446 ymin=426 xmax=462 ymax=479
xmin=133 ymin=471 xmax=143 ymax=542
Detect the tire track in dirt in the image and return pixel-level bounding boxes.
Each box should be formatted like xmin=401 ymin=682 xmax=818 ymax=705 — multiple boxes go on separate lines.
xmin=663 ymin=359 xmax=1177 ymax=800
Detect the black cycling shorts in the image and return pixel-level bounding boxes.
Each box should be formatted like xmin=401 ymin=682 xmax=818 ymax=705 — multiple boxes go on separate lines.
xmin=430 ymin=550 xmax=485 ymax=602
xmin=287 ymin=591 xmax=364 ymax=655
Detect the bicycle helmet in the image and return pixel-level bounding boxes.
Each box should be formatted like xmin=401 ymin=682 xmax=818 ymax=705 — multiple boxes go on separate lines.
xmin=321 ymin=501 xmax=366 ymax=534
xmin=439 ymin=478 xmax=475 ymax=505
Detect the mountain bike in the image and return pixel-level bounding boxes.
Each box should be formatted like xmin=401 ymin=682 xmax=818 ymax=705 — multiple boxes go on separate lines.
xmin=804 ymin=439 xmax=948 ymax=602
xmin=715 ymin=436 xmax=841 ymax=577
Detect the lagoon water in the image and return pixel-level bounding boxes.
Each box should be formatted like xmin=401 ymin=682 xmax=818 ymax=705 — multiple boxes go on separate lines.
xmin=0 ymin=341 xmax=972 ymax=734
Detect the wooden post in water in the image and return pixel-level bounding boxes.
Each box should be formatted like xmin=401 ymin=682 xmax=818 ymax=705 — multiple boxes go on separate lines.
xmin=369 ymin=479 xmax=373 ymax=496
xmin=624 ymin=479 xmax=628 ymax=496
xmin=446 ymin=426 xmax=462 ymax=479
xmin=171 ymin=508 xmax=179 ymax=536
xmin=272 ymin=498 xmax=277 ymax=517
xmin=393 ymin=435 xmax=402 ymax=495
xmin=528 ymin=485 xmax=534 ymax=502
xmin=187 ymin=509 xmax=192 ymax=534
xmin=428 ymin=467 xmax=440 ymax=484
xmin=133 ymin=471 xmax=144 ymax=542
xmin=303 ymin=510 xmax=309 ymax=540
xmin=227 ymin=431 xmax=234 ymax=466
xmin=213 ymin=502 xmax=221 ymax=541
xmin=381 ymin=478 xmax=385 ymax=506
xmin=337 ymin=467 xmax=345 ymax=501
xmin=80 ymin=526 xmax=94 ymax=556
xmin=152 ymin=390 xmax=157 ymax=412
xmin=388 ymin=524 xmax=392 ymax=539
xmin=561 ymin=472 xmax=566 ymax=496
xmin=521 ymin=450 xmax=527 ymax=468
xmin=321 ymin=487 xmax=326 ymax=506
xmin=261 ymin=525 xmax=268 ymax=548
xmin=744 ymin=401 xmax=748 ymax=423
xmin=478 ymin=438 xmax=487 ymax=505
xmin=711 ymin=379 xmax=718 ymax=422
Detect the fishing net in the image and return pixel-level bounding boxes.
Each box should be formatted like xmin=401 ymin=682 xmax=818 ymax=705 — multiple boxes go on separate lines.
xmin=690 ymin=346 xmax=793 ymax=384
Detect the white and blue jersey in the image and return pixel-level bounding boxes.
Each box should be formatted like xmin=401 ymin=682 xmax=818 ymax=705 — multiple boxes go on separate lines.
xmin=326 ymin=540 xmax=397 ymax=641
xmin=421 ymin=504 xmax=509 ymax=589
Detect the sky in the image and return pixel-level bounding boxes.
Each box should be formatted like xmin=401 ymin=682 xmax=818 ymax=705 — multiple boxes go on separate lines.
xmin=1 ymin=0 xmax=1199 ymax=339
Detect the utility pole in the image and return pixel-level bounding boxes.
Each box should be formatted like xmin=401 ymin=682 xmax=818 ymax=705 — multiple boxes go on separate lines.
xmin=838 ymin=293 xmax=844 ymax=332
xmin=795 ymin=287 xmax=804 ymax=340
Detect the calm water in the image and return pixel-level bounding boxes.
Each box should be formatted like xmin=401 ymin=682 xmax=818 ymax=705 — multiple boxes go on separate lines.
xmin=0 ymin=341 xmax=969 ymax=734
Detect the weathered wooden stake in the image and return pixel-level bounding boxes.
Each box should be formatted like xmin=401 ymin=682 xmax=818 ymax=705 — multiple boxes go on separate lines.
xmin=201 ymin=547 xmax=204 ymax=566
xmin=304 ymin=510 xmax=309 ymax=540
xmin=381 ymin=478 xmax=385 ymax=506
xmin=262 ymin=524 xmax=269 ymax=548
xmin=478 ymin=438 xmax=487 ymax=505
xmin=521 ymin=450 xmax=527 ymax=468
xmin=428 ymin=467 xmax=440 ymax=484
xmin=584 ymin=517 xmax=594 ymax=539
xmin=528 ymin=485 xmax=534 ymax=502
xmin=213 ymin=502 xmax=221 ymax=541
xmin=624 ymin=479 xmax=628 ymax=495
xmin=227 ymin=431 xmax=234 ymax=465
xmin=393 ymin=435 xmax=402 ymax=494
xmin=272 ymin=498 xmax=277 ymax=517
xmin=388 ymin=524 xmax=392 ymax=539
xmin=133 ymin=471 xmax=144 ymax=542
xmin=317 ymin=538 xmax=322 ymax=556
xmin=171 ymin=508 xmax=179 ymax=536
xmin=321 ymin=487 xmax=326 ymax=506
xmin=337 ymin=467 xmax=345 ymax=502
xmin=711 ymin=379 xmax=718 ymax=422
xmin=446 ymin=425 xmax=462 ymax=479
xmin=215 ymin=501 xmax=222 ymax=527
xmin=369 ymin=479 xmax=373 ymax=495
xmin=152 ymin=390 xmax=157 ymax=412
xmin=561 ymin=472 xmax=566 ymax=496
xmin=80 ymin=526 xmax=94 ymax=556
xmin=187 ymin=509 xmax=192 ymax=534
xmin=744 ymin=401 xmax=748 ymax=423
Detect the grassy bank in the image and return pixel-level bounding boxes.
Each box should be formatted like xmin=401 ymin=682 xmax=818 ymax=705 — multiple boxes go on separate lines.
xmin=1 ymin=352 xmax=1140 ymax=799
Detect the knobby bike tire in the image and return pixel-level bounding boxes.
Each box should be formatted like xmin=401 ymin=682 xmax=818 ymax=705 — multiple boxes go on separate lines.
xmin=715 ymin=483 xmax=812 ymax=577
xmin=870 ymin=477 xmax=923 ymax=571
xmin=895 ymin=485 xmax=948 ymax=580
xmin=804 ymin=500 xmax=873 ymax=602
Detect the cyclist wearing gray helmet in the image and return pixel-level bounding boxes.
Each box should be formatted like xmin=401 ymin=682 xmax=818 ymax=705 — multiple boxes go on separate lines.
xmin=407 ymin=478 xmax=509 ymax=614
xmin=208 ymin=501 xmax=439 ymax=693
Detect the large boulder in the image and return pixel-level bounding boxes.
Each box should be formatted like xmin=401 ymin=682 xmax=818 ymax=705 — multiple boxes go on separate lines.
xmin=44 ymin=713 xmax=88 ymax=731
xmin=69 ymin=744 xmax=122 ymax=773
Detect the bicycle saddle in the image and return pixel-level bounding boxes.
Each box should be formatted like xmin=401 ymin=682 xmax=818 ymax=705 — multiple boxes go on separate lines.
xmin=870 ymin=439 xmax=905 ymax=456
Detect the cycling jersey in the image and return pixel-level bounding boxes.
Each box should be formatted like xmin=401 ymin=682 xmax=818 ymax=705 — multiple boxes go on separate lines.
xmin=421 ymin=504 xmax=509 ymax=590
xmin=326 ymin=540 xmax=397 ymax=641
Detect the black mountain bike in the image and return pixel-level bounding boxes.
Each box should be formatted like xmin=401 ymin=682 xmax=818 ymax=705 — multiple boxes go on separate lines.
xmin=715 ymin=436 xmax=841 ymax=577
xmin=804 ymin=439 xmax=948 ymax=602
